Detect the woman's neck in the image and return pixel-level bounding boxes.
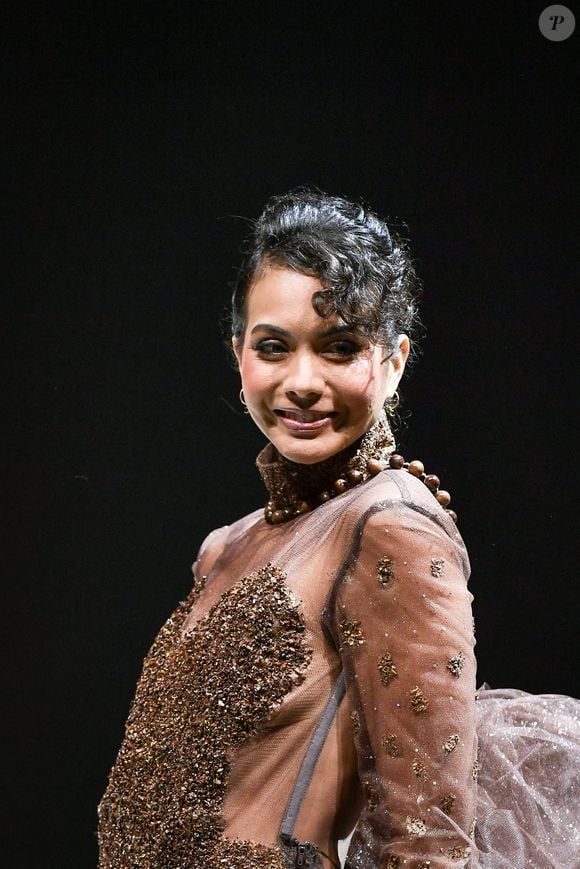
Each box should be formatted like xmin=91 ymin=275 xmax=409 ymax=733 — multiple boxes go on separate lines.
xmin=256 ymin=411 xmax=396 ymax=524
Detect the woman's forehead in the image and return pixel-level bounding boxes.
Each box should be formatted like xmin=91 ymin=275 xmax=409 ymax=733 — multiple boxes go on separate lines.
xmin=245 ymin=266 xmax=326 ymax=324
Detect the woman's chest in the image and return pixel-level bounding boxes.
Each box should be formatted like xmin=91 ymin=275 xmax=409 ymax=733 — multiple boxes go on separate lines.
xmin=182 ymin=515 xmax=341 ymax=637
xmin=152 ymin=520 xmax=343 ymax=731
xmin=137 ymin=549 xmax=341 ymax=754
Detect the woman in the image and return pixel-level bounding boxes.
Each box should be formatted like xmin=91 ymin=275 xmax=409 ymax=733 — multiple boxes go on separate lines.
xmin=98 ymin=190 xmax=579 ymax=868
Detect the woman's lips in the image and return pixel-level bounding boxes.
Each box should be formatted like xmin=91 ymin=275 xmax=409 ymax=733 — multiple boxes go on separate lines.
xmin=275 ymin=409 xmax=336 ymax=432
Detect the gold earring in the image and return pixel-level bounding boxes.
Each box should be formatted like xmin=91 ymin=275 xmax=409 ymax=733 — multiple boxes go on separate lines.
xmin=386 ymin=390 xmax=400 ymax=415
xmin=239 ymin=389 xmax=249 ymax=414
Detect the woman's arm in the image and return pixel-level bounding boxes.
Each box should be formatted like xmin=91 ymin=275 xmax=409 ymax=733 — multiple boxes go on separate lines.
xmin=334 ymin=501 xmax=477 ymax=868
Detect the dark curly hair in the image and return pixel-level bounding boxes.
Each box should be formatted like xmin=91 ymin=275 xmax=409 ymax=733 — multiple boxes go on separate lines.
xmin=230 ymin=188 xmax=422 ymax=363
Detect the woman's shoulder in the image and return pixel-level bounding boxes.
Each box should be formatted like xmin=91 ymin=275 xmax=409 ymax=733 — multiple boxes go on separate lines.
xmin=193 ymin=506 xmax=263 ymax=574
xmin=339 ymin=468 xmax=468 ymax=562
xmin=323 ymin=468 xmax=472 ymax=634
xmin=345 ymin=467 xmax=454 ymax=523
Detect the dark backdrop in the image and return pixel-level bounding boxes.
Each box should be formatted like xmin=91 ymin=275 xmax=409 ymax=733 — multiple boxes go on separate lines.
xmin=5 ymin=2 xmax=579 ymax=866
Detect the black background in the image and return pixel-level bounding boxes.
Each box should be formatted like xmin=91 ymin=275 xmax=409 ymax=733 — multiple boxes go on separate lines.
xmin=5 ymin=2 xmax=579 ymax=866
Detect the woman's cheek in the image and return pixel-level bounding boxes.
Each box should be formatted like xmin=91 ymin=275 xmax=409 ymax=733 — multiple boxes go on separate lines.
xmin=336 ymin=367 xmax=376 ymax=405
xmin=242 ymin=363 xmax=279 ymax=411
xmin=240 ymin=359 xmax=264 ymax=393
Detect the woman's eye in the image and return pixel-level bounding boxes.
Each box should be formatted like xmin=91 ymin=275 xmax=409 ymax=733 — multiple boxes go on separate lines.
xmin=325 ymin=340 xmax=361 ymax=357
xmin=253 ymin=339 xmax=288 ymax=357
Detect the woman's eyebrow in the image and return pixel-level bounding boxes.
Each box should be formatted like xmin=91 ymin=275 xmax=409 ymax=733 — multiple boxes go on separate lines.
xmin=319 ymin=325 xmax=357 ymax=337
xmin=250 ymin=324 xmax=292 ymax=337
xmin=249 ymin=324 xmax=357 ymax=337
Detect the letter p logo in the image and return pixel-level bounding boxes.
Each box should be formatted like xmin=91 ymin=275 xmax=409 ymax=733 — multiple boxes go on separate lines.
xmin=539 ymin=5 xmax=576 ymax=40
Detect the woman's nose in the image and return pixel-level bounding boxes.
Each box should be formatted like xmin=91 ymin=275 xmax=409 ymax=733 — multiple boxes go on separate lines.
xmin=284 ymin=351 xmax=324 ymax=404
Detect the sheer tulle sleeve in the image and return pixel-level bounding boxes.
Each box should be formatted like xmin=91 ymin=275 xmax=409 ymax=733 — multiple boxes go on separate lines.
xmin=191 ymin=524 xmax=230 ymax=581
xmin=333 ymin=501 xmax=478 ymax=868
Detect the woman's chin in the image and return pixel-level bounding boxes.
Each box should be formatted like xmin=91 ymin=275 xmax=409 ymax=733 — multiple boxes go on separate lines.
xmin=270 ymin=429 xmax=354 ymax=465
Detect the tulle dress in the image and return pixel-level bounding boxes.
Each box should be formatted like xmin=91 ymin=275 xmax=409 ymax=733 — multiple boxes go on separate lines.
xmin=474 ymin=686 xmax=580 ymax=866
xmin=97 ymin=414 xmax=580 ymax=868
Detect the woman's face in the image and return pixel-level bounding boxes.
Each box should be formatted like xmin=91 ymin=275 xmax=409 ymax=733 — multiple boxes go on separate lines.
xmin=233 ymin=266 xmax=409 ymax=465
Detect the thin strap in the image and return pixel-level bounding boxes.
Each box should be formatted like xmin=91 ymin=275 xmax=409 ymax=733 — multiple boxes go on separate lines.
xmin=280 ymin=672 xmax=346 ymax=837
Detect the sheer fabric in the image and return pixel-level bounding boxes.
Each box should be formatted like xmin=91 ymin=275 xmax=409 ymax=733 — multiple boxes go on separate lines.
xmin=98 ymin=447 xmax=580 ymax=867
xmin=99 ymin=461 xmax=480 ymax=867
xmin=474 ymin=686 xmax=580 ymax=867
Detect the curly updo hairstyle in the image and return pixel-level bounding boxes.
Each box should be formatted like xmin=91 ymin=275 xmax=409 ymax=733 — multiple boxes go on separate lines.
xmin=231 ymin=188 xmax=422 ymax=364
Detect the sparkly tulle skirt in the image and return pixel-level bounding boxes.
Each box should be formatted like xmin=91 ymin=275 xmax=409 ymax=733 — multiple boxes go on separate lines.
xmin=336 ymin=686 xmax=580 ymax=868
xmin=474 ymin=685 xmax=580 ymax=868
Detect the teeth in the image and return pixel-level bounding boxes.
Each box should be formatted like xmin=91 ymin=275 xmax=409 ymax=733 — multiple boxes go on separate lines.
xmin=284 ymin=410 xmax=329 ymax=422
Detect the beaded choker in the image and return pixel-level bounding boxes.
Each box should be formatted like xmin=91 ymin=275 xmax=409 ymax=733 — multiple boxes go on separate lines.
xmin=256 ymin=411 xmax=457 ymax=525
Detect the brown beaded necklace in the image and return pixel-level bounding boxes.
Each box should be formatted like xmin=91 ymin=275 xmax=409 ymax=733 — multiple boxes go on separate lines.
xmin=385 ymin=453 xmax=457 ymax=523
xmin=257 ymin=413 xmax=457 ymax=525
xmin=263 ymin=453 xmax=456 ymax=525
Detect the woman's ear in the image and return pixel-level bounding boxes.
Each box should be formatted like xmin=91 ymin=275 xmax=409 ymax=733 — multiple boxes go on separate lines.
xmin=386 ymin=335 xmax=410 ymax=394
xmin=393 ymin=335 xmax=410 ymax=374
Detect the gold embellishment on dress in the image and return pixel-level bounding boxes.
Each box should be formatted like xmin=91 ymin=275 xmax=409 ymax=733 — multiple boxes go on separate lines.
xmin=412 ymin=760 xmax=428 ymax=780
xmin=213 ymin=839 xmax=286 ymax=867
xmin=406 ymin=816 xmax=427 ymax=836
xmin=441 ymin=845 xmax=471 ymax=861
xmin=363 ymin=781 xmax=379 ymax=811
xmin=472 ymin=756 xmax=481 ymax=781
xmin=97 ymin=564 xmax=310 ymax=868
xmin=378 ymin=650 xmax=398 ymax=685
xmin=409 ymin=685 xmax=429 ymax=713
xmin=377 ymin=555 xmax=394 ymax=587
xmin=339 ymin=618 xmax=365 ymax=648
xmin=443 ymin=733 xmax=460 ymax=755
xmin=194 ymin=573 xmax=207 ymax=597
xmin=416 ymin=863 xmax=431 ymax=868
xmin=469 ymin=817 xmax=477 ymax=838
xmin=440 ymin=792 xmax=456 ymax=815
xmin=430 ymin=557 xmax=445 ymax=577
xmin=384 ymin=857 xmax=402 ymax=869
xmin=350 ymin=710 xmax=360 ymax=736
xmin=382 ymin=732 xmax=401 ymax=757
xmin=446 ymin=651 xmax=466 ymax=677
